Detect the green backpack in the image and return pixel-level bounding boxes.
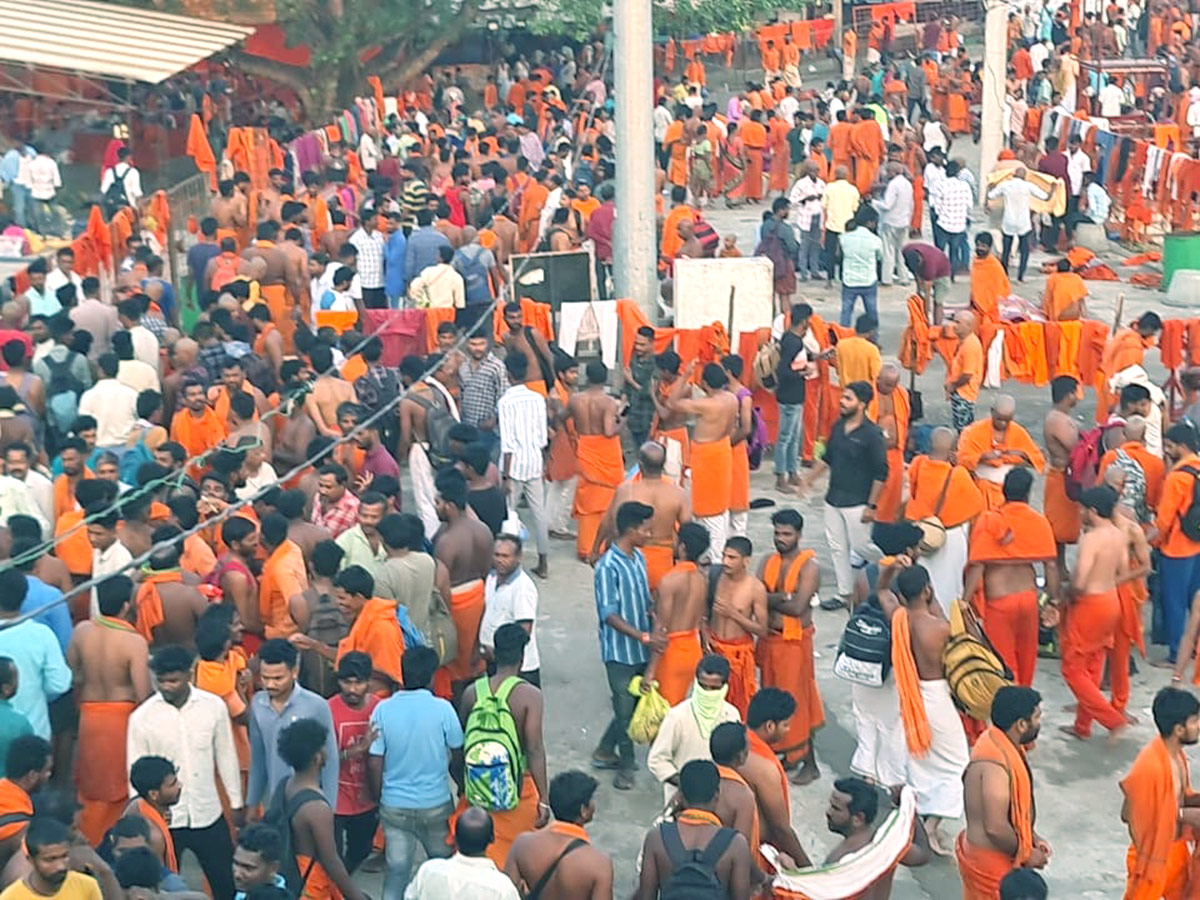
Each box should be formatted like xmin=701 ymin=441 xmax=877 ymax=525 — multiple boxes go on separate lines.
xmin=463 ymin=675 xmax=526 ymax=811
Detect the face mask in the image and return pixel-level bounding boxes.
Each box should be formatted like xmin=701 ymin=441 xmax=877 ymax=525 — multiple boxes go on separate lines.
xmin=691 ymin=682 xmax=730 ymax=738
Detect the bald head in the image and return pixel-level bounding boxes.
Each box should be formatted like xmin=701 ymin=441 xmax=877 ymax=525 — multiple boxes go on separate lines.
xmin=461 ymin=226 xmax=478 ymax=245
xmin=876 ymin=363 xmax=900 ymax=394
xmin=991 ymin=394 xmax=1016 ymax=429
xmin=1103 ymin=465 xmax=1126 ymax=493
xmin=454 ymin=807 xmax=494 ymax=857
xmin=0 ymin=302 xmax=22 ymax=329
xmin=639 ymin=441 xmax=666 ymax=476
xmin=953 ymin=310 xmax=976 ymax=338
xmin=172 ymin=338 xmax=199 ymax=366
xmin=834 ymin=165 xmax=850 ymax=181
xmin=930 ymin=425 xmax=956 ymax=459
xmin=1124 ymin=415 xmax=1147 ymax=443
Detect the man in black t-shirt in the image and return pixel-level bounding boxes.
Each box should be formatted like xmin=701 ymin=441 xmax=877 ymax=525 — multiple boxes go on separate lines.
xmin=775 ymin=302 xmax=813 ymax=495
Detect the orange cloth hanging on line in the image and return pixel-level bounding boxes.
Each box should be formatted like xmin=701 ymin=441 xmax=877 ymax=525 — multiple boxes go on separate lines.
xmin=1053 ymin=320 xmax=1083 ymax=380
xmin=186 ymin=113 xmax=217 ymax=190
xmin=616 ymin=298 xmax=677 ymax=365
xmin=1160 ymin=319 xmax=1186 ymax=371
xmin=491 ymin=297 xmax=555 ymax=346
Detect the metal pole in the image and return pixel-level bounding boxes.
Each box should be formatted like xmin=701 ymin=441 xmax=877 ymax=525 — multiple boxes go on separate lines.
xmin=613 ymin=0 xmax=659 ymax=319
xmin=977 ymin=0 xmax=1008 ymax=187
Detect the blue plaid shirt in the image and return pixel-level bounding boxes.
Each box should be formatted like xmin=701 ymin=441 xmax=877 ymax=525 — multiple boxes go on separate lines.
xmin=593 ymin=544 xmax=651 ymax=665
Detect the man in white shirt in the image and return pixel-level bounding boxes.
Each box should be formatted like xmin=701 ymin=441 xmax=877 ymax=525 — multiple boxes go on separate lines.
xmin=1065 ymin=134 xmax=1092 ymax=238
xmin=113 ymin=331 xmax=160 ymax=395
xmin=100 ymin=148 xmax=143 ymax=209
xmin=788 ymin=161 xmax=825 ymax=280
xmin=19 ymin=147 xmax=61 ymax=237
xmin=872 ymin=164 xmax=915 ymax=286
xmin=646 ymin=655 xmax=741 ymax=804
xmin=986 ymin=167 xmax=1049 ymax=282
xmin=479 ymin=536 xmax=541 ymax=684
xmin=404 ymin=807 xmax=519 ymax=900
xmin=4 ymin=444 xmax=53 ymax=526
xmin=778 ymin=89 xmax=801 ymax=128
xmin=43 ymin=247 xmax=83 ymax=302
xmin=1099 ymin=78 xmax=1126 ymax=118
xmin=498 ymin=354 xmax=549 ymax=578
xmin=88 ymin=503 xmax=133 ymax=619
xmin=127 ymin=644 xmax=243 ymax=900
xmin=408 ymin=245 xmax=465 ymax=310
xmin=117 ymin=299 xmax=161 ymax=374
xmin=78 ymin=353 xmax=138 ymax=448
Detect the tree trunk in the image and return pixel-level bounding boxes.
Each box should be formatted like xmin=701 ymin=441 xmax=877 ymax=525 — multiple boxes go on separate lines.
xmin=370 ymin=1 xmax=479 ymax=89
xmin=232 ymin=52 xmax=321 ymax=118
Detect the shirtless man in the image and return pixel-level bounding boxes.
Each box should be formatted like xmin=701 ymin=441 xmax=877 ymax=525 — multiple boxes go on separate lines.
xmin=278 ymin=227 xmax=312 ymax=320
xmin=708 ymin=537 xmax=768 ymax=719
xmin=1105 ymin=468 xmax=1151 ymax=723
xmin=666 ymin=362 xmax=738 ymax=554
xmin=568 ymin=361 xmax=626 ymax=561
xmin=304 ymin=343 xmax=357 ymax=438
xmin=488 ymin=197 xmax=520 ymax=266
xmin=708 ymin=723 xmax=764 ymax=858
xmin=1058 ymin=485 xmax=1130 ymax=742
xmin=1043 ymin=375 xmax=1082 ymax=572
xmin=273 ymin=362 xmax=316 ymax=475
xmin=823 ymin=779 xmax=930 ymax=899
xmin=7 ymin=518 xmax=71 ymax=597
xmin=502 ymin=301 xmax=554 ymax=394
xmin=136 ymin=527 xmax=210 ymax=648
xmin=161 ymin=338 xmax=201 ymax=415
xmin=642 ymin=523 xmax=709 ymax=705
xmin=650 ymin=352 xmax=691 ymax=486
xmin=257 ymin=169 xmax=290 ymax=225
xmin=590 ymin=442 xmax=691 ymax=578
xmin=242 ymin=220 xmax=292 ymax=328
xmin=877 ymin=560 xmax=969 ymax=854
xmin=211 ymin=180 xmax=247 ymax=243
xmin=67 ymin=574 xmax=152 ymax=846
xmin=211 ymin=357 xmax=269 ymax=426
xmin=249 ymin=305 xmax=286 ymax=380
xmin=277 ymin=489 xmax=330 ymax=566
xmin=432 ymin=468 xmax=494 ymax=698
xmin=399 ymin=355 xmax=456 ymax=538
xmin=505 ymin=770 xmax=613 ymax=900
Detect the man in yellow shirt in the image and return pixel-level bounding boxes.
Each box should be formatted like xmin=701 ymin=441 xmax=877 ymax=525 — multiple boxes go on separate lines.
xmin=0 ymin=818 xmax=117 ymax=900
xmin=820 ymin=165 xmax=860 ymax=282
xmin=834 ymin=315 xmax=882 ymax=387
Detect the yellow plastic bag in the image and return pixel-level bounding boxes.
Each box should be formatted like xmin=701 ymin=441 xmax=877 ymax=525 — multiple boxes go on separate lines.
xmin=626 ymin=676 xmax=670 ymax=744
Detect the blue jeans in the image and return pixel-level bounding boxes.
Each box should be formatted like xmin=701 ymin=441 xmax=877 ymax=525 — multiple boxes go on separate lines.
xmin=379 ymin=799 xmax=455 ymax=899
xmin=7 ymin=184 xmax=29 ymax=228
xmin=840 ymin=283 xmax=878 ymax=327
xmin=1159 ymin=554 xmax=1200 ymax=660
xmin=774 ymin=402 xmax=803 ymax=476
xmin=945 ymin=231 xmax=970 ymax=275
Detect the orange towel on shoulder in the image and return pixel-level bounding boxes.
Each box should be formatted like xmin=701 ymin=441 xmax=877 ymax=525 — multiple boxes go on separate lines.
xmin=691 ymin=437 xmax=732 ymax=517
xmin=890 ymin=608 xmax=931 ymax=755
xmin=905 ymin=457 xmax=983 ymax=528
xmin=968 ymin=502 xmax=1056 ymax=564
xmin=136 ymin=798 xmax=177 ymax=871
xmin=1043 ymin=469 xmax=1080 ymax=544
xmin=1121 ymin=737 xmax=1192 ymax=900
xmin=337 ymin=597 xmax=405 ymax=688
xmin=746 ymin=730 xmax=788 ymax=871
xmin=134 ymin=570 xmax=184 ymax=642
xmin=657 ymin=628 xmax=704 ymax=706
xmin=718 ymin=765 xmax=761 ymax=852
xmin=0 ymin=779 xmax=32 ymax=841
xmin=54 ymin=508 xmax=92 ymax=577
xmin=708 ymin=633 xmax=757 ymax=718
xmin=76 ymin=700 xmax=136 ymax=846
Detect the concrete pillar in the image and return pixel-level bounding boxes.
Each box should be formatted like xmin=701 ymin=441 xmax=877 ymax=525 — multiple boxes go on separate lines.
xmin=978 ymin=0 xmax=1008 ymax=188
xmin=612 ymin=0 xmax=659 ymax=319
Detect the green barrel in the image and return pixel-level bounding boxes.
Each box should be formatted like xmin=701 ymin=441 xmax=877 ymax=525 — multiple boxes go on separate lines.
xmin=1164 ymin=231 xmax=1200 ymax=291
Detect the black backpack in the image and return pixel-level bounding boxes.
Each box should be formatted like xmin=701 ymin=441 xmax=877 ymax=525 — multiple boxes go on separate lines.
xmin=102 ymin=166 xmax=130 ymax=218
xmin=834 ymin=596 xmax=892 ymax=688
xmin=44 ymin=352 xmax=84 ymax=434
xmin=410 ymin=388 xmax=456 ymax=468
xmin=1179 ymin=466 xmax=1200 ymax=542
xmin=660 ymin=822 xmax=736 ymax=900
xmin=263 ymin=780 xmax=326 ymax=895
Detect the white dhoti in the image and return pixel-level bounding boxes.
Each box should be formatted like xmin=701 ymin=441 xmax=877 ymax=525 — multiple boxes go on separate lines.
xmin=923 ymin=523 xmax=969 ymax=615
xmin=783 ymin=64 xmax=802 ymax=88
xmin=850 ymin=681 xmax=906 ymax=786
xmin=728 ymin=510 xmax=748 ymax=538
xmin=545 ymin=475 xmax=578 ymax=534
xmin=409 ymin=442 xmax=440 ymax=540
xmin=696 ymin=513 xmax=728 ymax=565
xmin=866 ymin=47 xmax=881 ymax=65
xmin=906 ymin=679 xmax=969 ymax=819
xmin=659 ymin=435 xmax=685 ymax=486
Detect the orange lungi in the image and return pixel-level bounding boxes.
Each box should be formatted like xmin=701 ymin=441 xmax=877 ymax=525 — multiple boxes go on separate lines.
xmin=1125 ymin=841 xmax=1191 ymax=900
xmin=756 ymin=627 xmax=824 ymax=765
xmin=574 ymin=434 xmax=624 ymax=560
xmin=983 ymin=590 xmax=1039 ymax=687
xmin=691 ymin=437 xmax=733 ymax=518
xmin=434 ymin=579 xmax=485 ymax=697
xmin=260 ymin=283 xmax=295 ymax=352
xmin=215 ymin=227 xmax=240 ymax=249
xmin=643 ymin=544 xmax=675 ymax=591
xmin=657 ymin=630 xmax=703 ymax=706
xmin=708 ymin=633 xmax=757 ymax=718
xmin=479 ymin=775 xmax=539 ymax=867
xmin=743 ymin=148 xmax=764 ymax=200
xmin=1043 ymin=469 xmax=1080 ymax=544
xmin=1112 ymin=579 xmax=1146 ymax=712
xmin=956 ymin=832 xmax=1018 ymax=900
xmin=76 ymin=700 xmax=136 ymax=846
xmin=1062 ymin=589 xmax=1124 ymax=737
xmin=295 ymin=854 xmax=343 ymax=900
xmin=730 ymin=442 xmax=750 ymax=512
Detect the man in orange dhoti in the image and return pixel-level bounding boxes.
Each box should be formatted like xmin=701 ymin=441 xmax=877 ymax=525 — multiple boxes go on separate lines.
xmin=659 ymin=188 xmax=696 ymax=263
xmin=1099 ymin=313 xmax=1162 ymax=422
xmin=956 ymin=395 xmax=1045 ymax=511
xmin=767 ymin=111 xmax=791 ymax=195
xmin=957 ymin=686 xmax=1047 ymax=899
xmin=945 ymin=311 xmax=983 ymax=433
xmin=829 ymin=112 xmax=853 ymax=176
xmin=1119 ymin=688 xmax=1200 ymax=900
xmin=707 ymin=539 xmax=766 ymax=719
xmin=643 ymin=524 xmax=710 ymax=705
xmin=518 ymin=173 xmax=550 ymax=253
xmin=969 ymin=233 xmax=1010 ymax=339
xmin=962 ymin=468 xmax=1058 ymax=687
xmin=1044 ymin=376 xmax=1082 ymax=558
xmin=1043 ymin=259 xmax=1089 ymax=320
xmin=170 ymin=379 xmax=228 ymax=482
xmin=662 ymin=113 xmax=690 ymax=189
xmin=740 ymin=111 xmax=768 ymax=202
xmin=571 ymin=363 xmax=627 ymax=560
xmin=756 ymin=510 xmax=823 ymax=784
xmin=1105 ymin=468 xmax=1151 ymax=717
xmin=868 ymin=364 xmax=909 ymax=522
xmin=849 ymin=109 xmax=886 ymax=196
xmin=329 ymin=567 xmax=404 ymax=693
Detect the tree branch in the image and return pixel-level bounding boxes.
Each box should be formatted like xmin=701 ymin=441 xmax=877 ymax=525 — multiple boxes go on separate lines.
xmin=367 ymin=0 xmax=479 ymax=85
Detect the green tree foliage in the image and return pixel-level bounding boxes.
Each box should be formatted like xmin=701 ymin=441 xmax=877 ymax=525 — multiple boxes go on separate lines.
xmin=527 ymin=0 xmax=776 ymax=40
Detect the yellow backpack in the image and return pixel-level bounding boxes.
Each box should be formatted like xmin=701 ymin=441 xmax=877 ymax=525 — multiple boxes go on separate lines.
xmin=942 ymin=600 xmax=1013 ymax=721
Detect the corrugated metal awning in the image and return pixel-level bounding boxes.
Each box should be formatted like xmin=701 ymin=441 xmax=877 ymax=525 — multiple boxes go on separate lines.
xmin=0 ymin=0 xmax=255 ymax=84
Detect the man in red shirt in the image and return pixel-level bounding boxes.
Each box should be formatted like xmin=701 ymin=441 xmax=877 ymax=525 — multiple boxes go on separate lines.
xmin=585 ymin=184 xmax=616 ymax=299
xmin=327 ymin=651 xmax=381 ymax=873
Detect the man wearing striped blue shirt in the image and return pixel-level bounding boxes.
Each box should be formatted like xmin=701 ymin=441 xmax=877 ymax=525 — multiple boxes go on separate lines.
xmin=591 ymin=501 xmax=665 ymax=790
xmin=498 ymin=353 xmax=549 ymax=578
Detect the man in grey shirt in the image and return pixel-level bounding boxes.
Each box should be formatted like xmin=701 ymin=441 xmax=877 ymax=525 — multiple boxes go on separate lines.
xmin=405 ymin=208 xmax=452 ymax=286
xmin=245 ymin=638 xmax=339 ymax=808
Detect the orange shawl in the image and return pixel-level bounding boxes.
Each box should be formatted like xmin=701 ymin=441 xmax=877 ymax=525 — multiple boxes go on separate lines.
xmin=968 ymin=502 xmax=1056 ymax=564
xmin=1121 ymin=737 xmax=1191 ymax=898
xmin=762 ymin=550 xmax=815 ymax=640
xmin=0 ymin=779 xmax=31 ymax=841
xmin=969 ymin=255 xmax=1010 ymax=325
xmin=1043 ymin=271 xmax=1088 ymax=321
xmin=135 ymin=570 xmax=183 ymax=642
xmin=889 ymin=608 xmax=932 ymax=755
xmin=137 ymin=798 xmax=178 ymax=872
xmin=971 ymin=725 xmax=1034 ymax=865
xmin=717 ymin=764 xmax=761 ymax=855
xmin=746 ymin=729 xmax=788 ymax=869
xmin=904 ymin=457 xmax=983 ymax=528
xmin=170 ymin=406 xmax=228 ymax=459
xmin=956 ymin=420 xmax=1045 ymax=475
xmin=338 ymin=597 xmax=405 ymax=687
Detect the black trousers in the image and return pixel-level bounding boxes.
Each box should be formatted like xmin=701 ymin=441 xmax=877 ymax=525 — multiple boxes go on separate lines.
xmin=1000 ymin=231 xmax=1033 ymax=282
xmin=597 ymin=661 xmax=643 ymax=768
xmin=172 ymin=818 xmax=236 ymax=900
xmin=335 ymin=809 xmax=379 ymax=873
xmin=823 ymin=230 xmax=842 ymax=281
xmin=362 ymin=286 xmax=387 ymax=309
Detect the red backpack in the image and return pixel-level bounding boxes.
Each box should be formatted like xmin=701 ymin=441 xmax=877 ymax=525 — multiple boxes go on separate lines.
xmin=1064 ymin=425 xmax=1107 ymax=500
xmin=210 ymin=253 xmax=241 ymax=292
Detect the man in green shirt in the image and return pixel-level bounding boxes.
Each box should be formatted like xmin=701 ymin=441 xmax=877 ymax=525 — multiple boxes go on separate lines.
xmin=838 ymin=206 xmax=884 ymax=328
xmin=0 ymin=658 xmax=33 ymax=767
